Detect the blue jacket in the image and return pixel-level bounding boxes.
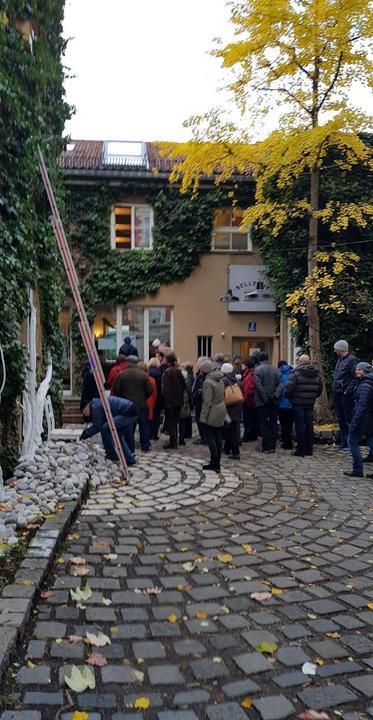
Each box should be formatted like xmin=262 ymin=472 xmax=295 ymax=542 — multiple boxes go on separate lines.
xmin=83 ymin=396 xmax=137 ymax=439
xmin=277 ymin=364 xmax=293 ymax=409
xmin=349 ymin=373 xmax=373 ymax=437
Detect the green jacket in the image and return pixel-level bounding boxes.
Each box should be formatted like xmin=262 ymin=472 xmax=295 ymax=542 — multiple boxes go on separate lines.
xmin=200 ymin=369 xmax=226 ymax=427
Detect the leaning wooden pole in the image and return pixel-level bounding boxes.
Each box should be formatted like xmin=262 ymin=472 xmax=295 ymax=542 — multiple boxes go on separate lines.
xmin=38 ymin=148 xmax=128 ymax=480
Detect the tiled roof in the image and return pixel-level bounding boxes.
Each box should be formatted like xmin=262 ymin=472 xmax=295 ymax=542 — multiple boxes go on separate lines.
xmin=58 ymin=140 xmax=177 ymax=173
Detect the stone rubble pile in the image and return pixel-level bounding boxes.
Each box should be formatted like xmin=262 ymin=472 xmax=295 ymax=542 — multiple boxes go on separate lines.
xmin=0 ymin=440 xmax=120 ymax=547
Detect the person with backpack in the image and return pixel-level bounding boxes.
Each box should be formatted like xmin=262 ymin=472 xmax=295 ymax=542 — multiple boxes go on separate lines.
xmin=344 ymin=362 xmax=373 ymax=478
xmin=254 ymin=352 xmax=281 ymax=453
xmin=277 ymin=361 xmax=294 ymax=450
xmin=221 ymin=362 xmax=243 ymax=460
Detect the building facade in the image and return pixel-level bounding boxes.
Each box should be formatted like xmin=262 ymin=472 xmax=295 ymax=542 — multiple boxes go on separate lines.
xmin=59 ymin=140 xmax=292 ymax=393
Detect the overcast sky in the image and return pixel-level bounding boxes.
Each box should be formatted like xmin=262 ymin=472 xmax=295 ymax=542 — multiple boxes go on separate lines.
xmin=63 ymin=0 xmax=233 ymax=142
xmin=63 ymin=0 xmax=371 ymax=143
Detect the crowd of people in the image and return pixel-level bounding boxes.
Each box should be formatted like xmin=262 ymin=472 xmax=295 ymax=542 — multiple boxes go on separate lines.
xmin=79 ymin=336 xmax=373 ymax=478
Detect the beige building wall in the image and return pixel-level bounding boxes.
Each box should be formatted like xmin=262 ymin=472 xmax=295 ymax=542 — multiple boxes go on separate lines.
xmin=135 ymin=251 xmax=278 ymax=361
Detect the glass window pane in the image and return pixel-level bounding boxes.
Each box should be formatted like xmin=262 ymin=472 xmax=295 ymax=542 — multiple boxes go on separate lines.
xmin=214 ymin=208 xmax=231 ymax=228
xmin=94 ymin=306 xmax=117 ymax=363
xmin=232 ymin=232 xmax=248 ymax=250
xmin=149 ymin=307 xmax=171 ymax=357
xmin=231 ymin=208 xmax=244 ymax=228
xmin=115 ymin=206 xmax=131 ymax=249
xmin=122 ymin=305 xmax=144 ymax=359
xmin=212 ymin=231 xmax=230 ymax=250
xmin=134 ymin=206 xmax=151 ymax=248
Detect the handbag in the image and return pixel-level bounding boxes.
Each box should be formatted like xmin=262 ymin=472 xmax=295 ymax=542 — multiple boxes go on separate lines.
xmin=224 ymin=383 xmax=244 ymax=406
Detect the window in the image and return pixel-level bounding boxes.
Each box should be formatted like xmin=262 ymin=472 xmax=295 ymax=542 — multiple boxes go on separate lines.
xmin=197 ymin=336 xmax=212 ymax=357
xmin=111 ymin=204 xmax=153 ymax=250
xmin=212 ymin=208 xmax=252 ymax=251
xmin=103 ymin=141 xmax=148 ymax=167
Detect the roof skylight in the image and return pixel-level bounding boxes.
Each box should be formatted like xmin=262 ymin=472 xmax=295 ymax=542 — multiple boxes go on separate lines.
xmin=103 ymin=141 xmax=148 ymax=167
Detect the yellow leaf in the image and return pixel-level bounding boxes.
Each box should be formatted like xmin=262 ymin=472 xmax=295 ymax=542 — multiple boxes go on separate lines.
xmin=179 ymin=547 xmax=189 ymax=552
xmin=22 ymin=580 xmax=32 ymax=586
xmin=134 ymin=697 xmax=150 ymax=709
xmin=55 ymin=638 xmax=63 ymax=644
xmin=367 ymin=603 xmax=373 ymax=610
xmin=241 ymin=697 xmax=253 ymax=708
xmin=27 ymin=660 xmax=36 ymax=668
xmin=315 ymin=657 xmax=324 ymax=666
xmin=195 ymin=610 xmax=207 ymax=620
xmin=56 ymin=558 xmax=65 ymax=565
xmin=72 ymin=712 xmax=89 ymax=720
xmin=217 ymin=553 xmax=233 ymax=563
xmin=271 ymin=587 xmax=283 ymax=595
xmin=0 ymin=11 xmax=9 ymax=26
xmin=167 ymin=614 xmax=178 ymax=623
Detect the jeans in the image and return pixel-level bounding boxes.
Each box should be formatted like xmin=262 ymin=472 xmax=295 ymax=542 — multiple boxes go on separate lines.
xmin=242 ymin=405 xmax=259 ymax=441
xmin=257 ymin=402 xmax=278 ymax=451
xmin=294 ymin=404 xmax=314 ymax=456
xmin=348 ymin=432 xmax=373 ymax=474
xmin=204 ymin=425 xmax=223 ymax=469
xmin=223 ymin=420 xmax=240 ymax=456
xmin=101 ymin=414 xmax=137 ymax=463
xmin=137 ymin=407 xmax=151 ymax=451
xmin=165 ymin=406 xmax=181 ymax=447
xmin=333 ymin=393 xmax=355 ymax=447
xmin=278 ymin=408 xmax=294 ymax=449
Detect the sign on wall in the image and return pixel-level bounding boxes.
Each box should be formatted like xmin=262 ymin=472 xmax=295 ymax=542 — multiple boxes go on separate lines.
xmin=228 ymin=265 xmax=276 ymax=312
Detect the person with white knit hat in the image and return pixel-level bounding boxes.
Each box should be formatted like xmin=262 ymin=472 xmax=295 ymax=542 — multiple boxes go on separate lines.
xmin=332 ymin=340 xmax=358 ymax=450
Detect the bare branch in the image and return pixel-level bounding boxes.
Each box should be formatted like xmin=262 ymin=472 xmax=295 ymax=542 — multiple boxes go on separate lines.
xmin=318 ymin=51 xmax=343 ymax=111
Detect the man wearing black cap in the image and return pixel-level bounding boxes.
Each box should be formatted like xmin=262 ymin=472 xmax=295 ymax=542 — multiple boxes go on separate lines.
xmin=344 ymin=362 xmax=373 ymax=478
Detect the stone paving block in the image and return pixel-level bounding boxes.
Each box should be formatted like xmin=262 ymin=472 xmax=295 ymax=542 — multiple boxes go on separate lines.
xmin=16 ymin=665 xmax=51 ymax=684
xmin=190 ymin=657 xmax=229 ymax=680
xmin=148 ymin=664 xmax=184 ymax=684
xmin=281 ymin=623 xmax=311 ymax=639
xmin=317 ymin=661 xmax=362 ymax=677
xmin=34 ymin=621 xmax=66 ymax=638
xmin=305 ymin=599 xmax=346 ymax=614
xmin=101 ymin=664 xmax=138 ymax=683
xmin=173 ymin=639 xmax=206 ymax=656
xmin=241 ymin=629 xmax=278 ymax=648
xmin=150 ymin=621 xmax=181 ymax=637
xmin=205 ymin=702 xmax=250 ymax=719
xmin=85 ymin=606 xmax=116 ymax=622
xmin=276 ymin=646 xmax=311 ymax=666
xmin=348 ymin=674 xmax=373 ymax=697
xmin=50 ymin=640 xmax=85 ymax=659
xmin=254 ymin=695 xmax=295 ymax=719
xmin=158 ymin=712 xmax=199 ymax=720
xmin=23 ymin=692 xmax=64 ymax=705
xmin=76 ymin=693 xmax=117 ymax=708
xmin=132 ymin=640 xmax=166 ymax=659
xmin=274 ymin=671 xmax=309 ymax=688
xmin=185 ymin=619 xmax=218 ymax=634
xmin=297 ymin=684 xmax=358 ymax=709
xmin=222 ymin=678 xmax=260 ymax=697
xmin=219 ymin=614 xmax=250 ymax=630
xmin=233 ymin=651 xmax=273 ymax=674
xmin=341 ymin=634 xmax=373 ymax=654
xmin=0 ymin=713 xmax=42 ymax=720
xmin=112 ymin=623 xmax=147 ymax=639
xmin=308 ymin=639 xmax=348 ymax=659
xmin=173 ymin=689 xmax=211 ymax=705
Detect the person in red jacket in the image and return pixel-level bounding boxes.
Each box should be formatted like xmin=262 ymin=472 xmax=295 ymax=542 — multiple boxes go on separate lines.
xmin=107 ymin=354 xmax=128 ymax=395
xmin=241 ymin=358 xmax=259 ymax=442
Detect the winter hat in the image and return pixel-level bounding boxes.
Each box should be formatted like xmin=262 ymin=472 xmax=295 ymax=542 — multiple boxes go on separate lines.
xmin=334 ymin=339 xmax=349 ymax=352
xmin=221 ymin=362 xmax=234 ymax=374
xmin=356 ymin=362 xmax=372 ymax=372
xmin=126 ymin=355 xmax=139 ymax=364
xmin=199 ymin=360 xmax=214 ymax=375
xmin=123 ymin=336 xmax=132 ymax=344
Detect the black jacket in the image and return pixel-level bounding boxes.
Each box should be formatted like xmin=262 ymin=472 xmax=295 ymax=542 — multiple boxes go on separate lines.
xmin=162 ymin=364 xmax=186 ymax=408
xmin=285 ymin=364 xmax=323 ymax=405
xmin=332 ymin=353 xmax=357 ymax=396
xmin=80 ymin=365 xmax=99 ymax=411
xmin=349 ymin=373 xmax=373 ymax=437
xmin=119 ymin=342 xmax=139 ymax=357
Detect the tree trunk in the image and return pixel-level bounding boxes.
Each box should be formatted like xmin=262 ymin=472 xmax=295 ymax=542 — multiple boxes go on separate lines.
xmin=308 ymin=164 xmax=333 ymax=423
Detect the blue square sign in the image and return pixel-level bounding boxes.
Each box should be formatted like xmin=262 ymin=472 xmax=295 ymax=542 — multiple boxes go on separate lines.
xmin=248 ymin=322 xmax=257 ymax=332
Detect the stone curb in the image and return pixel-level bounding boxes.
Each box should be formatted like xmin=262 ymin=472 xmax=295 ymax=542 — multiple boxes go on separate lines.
xmin=0 ymin=478 xmax=89 ymax=684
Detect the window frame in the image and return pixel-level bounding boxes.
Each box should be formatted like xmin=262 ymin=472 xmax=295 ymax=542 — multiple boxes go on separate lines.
xmin=111 ymin=203 xmax=154 ymax=250
xmin=197 ymin=335 xmax=213 ymax=357
xmin=211 ymin=208 xmax=253 ymax=252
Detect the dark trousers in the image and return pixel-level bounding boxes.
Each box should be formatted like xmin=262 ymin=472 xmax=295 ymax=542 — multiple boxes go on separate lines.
xmin=223 ymin=420 xmax=240 ymax=456
xmin=333 ymin=392 xmax=355 ymax=447
xmin=195 ymin=408 xmax=208 ymax=442
xmin=294 ymin=404 xmax=314 ymax=455
xmin=137 ymin=407 xmax=151 ymax=451
xmin=204 ymin=424 xmax=223 ymax=469
xmin=165 ymin=406 xmax=180 ymax=447
xmin=278 ymin=408 xmax=294 ymax=449
xmin=242 ymin=405 xmax=259 ymax=441
xmin=348 ymin=432 xmax=373 ymax=474
xmin=151 ymin=404 xmax=162 ymax=439
xmin=257 ymin=402 xmax=278 ymax=451
xmin=179 ymin=416 xmax=189 ymax=444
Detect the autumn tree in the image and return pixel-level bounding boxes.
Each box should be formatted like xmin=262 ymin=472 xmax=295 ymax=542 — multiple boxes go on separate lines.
xmin=161 ymin=0 xmax=373 ymax=420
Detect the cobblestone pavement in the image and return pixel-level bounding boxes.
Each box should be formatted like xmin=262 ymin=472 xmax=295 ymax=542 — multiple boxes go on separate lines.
xmin=1 ymin=440 xmax=373 ymax=720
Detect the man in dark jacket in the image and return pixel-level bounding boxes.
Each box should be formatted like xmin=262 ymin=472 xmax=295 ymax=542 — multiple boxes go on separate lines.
xmin=344 ymin=362 xmax=373 ymax=478
xmin=285 ymin=354 xmax=323 ymax=457
xmin=119 ymin=336 xmax=138 ymax=357
xmin=254 ymin=352 xmax=281 ymax=452
xmin=113 ymin=356 xmax=153 ymax=452
xmin=332 ymin=339 xmax=358 ymax=450
xmin=162 ymin=351 xmax=185 ymax=449
xmin=81 ymin=396 xmax=138 ymax=465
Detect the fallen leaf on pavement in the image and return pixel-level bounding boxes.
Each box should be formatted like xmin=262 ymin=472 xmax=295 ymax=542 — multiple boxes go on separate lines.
xmin=367 ymin=602 xmax=373 ymax=610
xmin=70 ymin=583 xmax=92 ymax=603
xmin=72 ymin=712 xmax=89 ymax=720
xmin=103 ymin=553 xmax=118 ymax=561
xmin=131 ymin=669 xmax=144 ymax=682
xmin=250 ymin=592 xmax=272 ymax=601
xmin=86 ymin=631 xmax=111 ymax=647
xmin=297 ymin=712 xmax=331 ymax=720
xmin=242 ymin=544 xmax=256 ymax=555
xmin=64 ymin=665 xmax=95 ymax=692
xmin=182 ymin=562 xmax=195 ymax=572
xmin=271 ymin=587 xmax=283 ymax=596
xmin=134 ymin=697 xmax=150 ymax=709
xmin=71 ymin=557 xmax=87 ymax=566
xmin=325 ymin=631 xmax=340 ymax=638
xmin=86 ymin=652 xmax=107 ymax=667
xmin=72 ymin=566 xmax=90 ymax=577
xmin=217 ymin=553 xmax=233 ymax=563
xmin=241 ymin=697 xmax=253 ymax=709
xmin=315 ymin=658 xmax=324 ymax=666
xmin=256 ymin=641 xmax=278 ymax=654
xmin=142 ymin=586 xmax=161 ymax=595
xmin=195 ymin=610 xmax=208 ymax=620
xmin=102 ymin=597 xmax=112 ymax=606
xmin=302 ymin=662 xmax=317 ymax=675
xmin=167 ymin=614 xmax=178 ymax=623
xmin=27 ymin=660 xmax=36 ymax=668
xmin=68 ymin=635 xmax=84 ymax=644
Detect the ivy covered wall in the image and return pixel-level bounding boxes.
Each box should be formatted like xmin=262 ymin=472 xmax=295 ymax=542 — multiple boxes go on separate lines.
xmin=66 ymin=179 xmax=255 ymax=379
xmin=0 ymin=0 xmax=70 ymax=475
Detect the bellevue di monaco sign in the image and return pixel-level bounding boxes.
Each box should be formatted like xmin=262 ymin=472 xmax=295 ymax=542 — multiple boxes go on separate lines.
xmin=228 ymin=265 xmax=276 ymax=313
